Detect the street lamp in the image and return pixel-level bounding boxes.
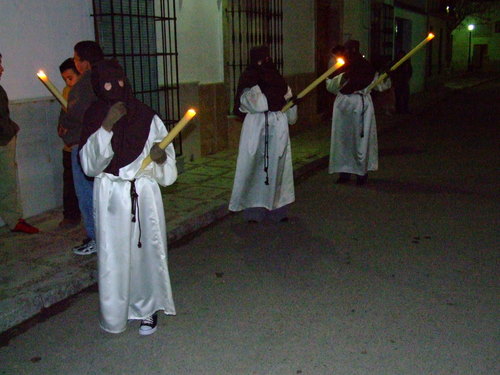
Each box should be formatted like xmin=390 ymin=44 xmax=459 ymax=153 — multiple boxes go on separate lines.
xmin=467 ymin=24 xmax=475 ymax=71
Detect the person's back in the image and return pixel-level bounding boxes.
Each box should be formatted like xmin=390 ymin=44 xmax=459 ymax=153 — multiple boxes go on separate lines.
xmin=326 ymin=40 xmax=379 ymax=185
xmin=229 ymin=45 xmax=298 ymax=222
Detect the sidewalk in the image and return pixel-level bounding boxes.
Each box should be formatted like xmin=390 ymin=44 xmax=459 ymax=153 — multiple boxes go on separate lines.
xmin=0 ymin=72 xmax=497 ymax=334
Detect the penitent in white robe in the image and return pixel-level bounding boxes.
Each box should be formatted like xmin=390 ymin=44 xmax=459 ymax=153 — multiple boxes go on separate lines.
xmin=326 ymin=73 xmax=389 ymax=176
xmin=229 ymin=85 xmax=297 ymax=212
xmin=80 ymin=115 xmax=177 ymax=334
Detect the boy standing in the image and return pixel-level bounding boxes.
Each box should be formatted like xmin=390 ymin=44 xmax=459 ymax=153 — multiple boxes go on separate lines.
xmin=57 ymin=58 xmax=81 ymax=229
xmin=0 ymin=52 xmax=39 ymax=234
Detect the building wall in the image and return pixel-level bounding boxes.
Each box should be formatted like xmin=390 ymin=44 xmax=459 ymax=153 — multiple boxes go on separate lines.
xmin=342 ymin=0 xmax=372 ymax=56
xmin=0 ymin=0 xmax=318 ymax=225
xmin=176 ymin=1 xmax=224 ymax=83
xmin=451 ymin=3 xmax=500 ymax=73
xmin=393 ymin=7 xmax=428 ymax=93
xmin=283 ymin=1 xmax=316 ymax=75
xmin=0 ymin=0 xmax=95 ymax=225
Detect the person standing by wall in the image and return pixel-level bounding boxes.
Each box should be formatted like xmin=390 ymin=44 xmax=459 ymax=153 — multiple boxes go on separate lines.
xmin=57 ymin=58 xmax=81 ymax=229
xmin=0 ymin=52 xmax=39 ymax=234
xmin=391 ymin=50 xmax=412 ymax=114
xmin=59 ymin=41 xmax=103 ymax=254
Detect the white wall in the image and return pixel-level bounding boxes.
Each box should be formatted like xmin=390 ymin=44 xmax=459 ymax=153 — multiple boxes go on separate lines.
xmin=176 ymin=0 xmax=224 ymax=83
xmin=283 ymin=0 xmax=316 ymax=75
xmin=0 ymin=0 xmax=95 ymax=100
xmin=0 ymin=0 xmax=94 ymax=225
xmin=342 ymin=0 xmax=371 ymax=57
xmin=394 ymin=8 xmax=428 ymax=93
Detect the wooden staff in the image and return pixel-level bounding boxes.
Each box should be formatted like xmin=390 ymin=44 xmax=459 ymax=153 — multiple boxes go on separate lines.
xmin=138 ymin=108 xmax=197 ymax=172
xmin=367 ymin=32 xmax=435 ymax=91
xmin=36 ymin=70 xmax=67 ymax=109
xmin=281 ymin=58 xmax=345 ymax=112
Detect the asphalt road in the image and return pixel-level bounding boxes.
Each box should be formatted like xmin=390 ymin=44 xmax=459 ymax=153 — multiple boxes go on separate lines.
xmin=0 ymin=80 xmax=498 ymax=375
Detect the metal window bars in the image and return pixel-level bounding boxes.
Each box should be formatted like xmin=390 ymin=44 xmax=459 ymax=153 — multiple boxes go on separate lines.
xmin=224 ymin=0 xmax=283 ymax=114
xmin=92 ymin=0 xmax=182 ymax=155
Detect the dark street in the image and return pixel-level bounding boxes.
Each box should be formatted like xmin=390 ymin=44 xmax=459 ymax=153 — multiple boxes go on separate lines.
xmin=0 ymin=80 xmax=499 ymax=375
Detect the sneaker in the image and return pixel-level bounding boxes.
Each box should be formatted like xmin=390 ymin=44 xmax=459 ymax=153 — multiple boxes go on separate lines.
xmin=139 ymin=313 xmax=158 ymax=336
xmin=11 ymin=219 xmax=39 ymax=234
xmin=72 ymin=238 xmax=97 ymax=255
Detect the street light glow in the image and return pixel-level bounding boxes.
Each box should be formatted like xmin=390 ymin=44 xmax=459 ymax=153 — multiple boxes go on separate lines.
xmin=468 ymin=24 xmax=475 ymax=31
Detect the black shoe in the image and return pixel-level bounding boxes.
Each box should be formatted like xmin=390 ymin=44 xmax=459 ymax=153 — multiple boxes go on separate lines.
xmin=336 ymin=173 xmax=351 ymax=184
xmin=356 ymin=174 xmax=368 ymax=185
xmin=139 ymin=313 xmax=158 ymax=336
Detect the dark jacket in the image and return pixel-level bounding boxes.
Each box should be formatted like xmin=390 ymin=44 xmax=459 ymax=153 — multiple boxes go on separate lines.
xmin=0 ymin=85 xmax=19 ymax=146
xmin=59 ymin=70 xmax=97 ymax=146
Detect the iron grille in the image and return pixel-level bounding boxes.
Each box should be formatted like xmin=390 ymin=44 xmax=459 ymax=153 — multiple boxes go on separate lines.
xmin=371 ymin=2 xmax=395 ymax=70
xmin=224 ymin=0 xmax=283 ymax=114
xmin=92 ymin=0 xmax=182 ymax=154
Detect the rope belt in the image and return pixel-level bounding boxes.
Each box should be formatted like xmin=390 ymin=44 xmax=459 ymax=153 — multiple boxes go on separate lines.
xmin=130 ymin=179 xmax=142 ymax=248
xmin=359 ymin=94 xmax=367 ymax=138
xmin=264 ymin=111 xmax=270 ymax=185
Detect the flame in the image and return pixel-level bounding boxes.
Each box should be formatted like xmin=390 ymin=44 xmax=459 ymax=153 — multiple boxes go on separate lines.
xmin=336 ymin=58 xmax=345 ymax=66
xmin=187 ymin=108 xmax=197 ymax=118
xmin=37 ymin=70 xmax=47 ymax=79
xmin=427 ymin=32 xmax=435 ymax=40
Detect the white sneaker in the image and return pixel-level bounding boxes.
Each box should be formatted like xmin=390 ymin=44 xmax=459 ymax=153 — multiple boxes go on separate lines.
xmin=72 ymin=239 xmax=97 ymax=255
xmin=139 ymin=313 xmax=158 ymax=336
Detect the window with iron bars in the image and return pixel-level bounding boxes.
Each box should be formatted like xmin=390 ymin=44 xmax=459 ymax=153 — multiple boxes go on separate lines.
xmin=92 ymin=0 xmax=182 ymax=154
xmin=224 ymin=0 xmax=283 ymax=114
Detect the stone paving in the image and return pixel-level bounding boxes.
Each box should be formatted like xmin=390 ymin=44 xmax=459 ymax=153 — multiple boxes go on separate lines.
xmin=0 ymin=72 xmax=497 ymax=334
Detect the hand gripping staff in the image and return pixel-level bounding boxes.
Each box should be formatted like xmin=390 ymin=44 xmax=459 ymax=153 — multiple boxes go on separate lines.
xmin=281 ymin=57 xmax=345 ymax=112
xmin=138 ymin=108 xmax=197 ymax=172
xmin=366 ymin=33 xmax=435 ymax=92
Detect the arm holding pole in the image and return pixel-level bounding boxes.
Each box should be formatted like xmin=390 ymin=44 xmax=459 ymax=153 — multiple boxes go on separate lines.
xmin=366 ymin=33 xmax=435 ymax=92
xmin=138 ymin=109 xmax=197 ymax=172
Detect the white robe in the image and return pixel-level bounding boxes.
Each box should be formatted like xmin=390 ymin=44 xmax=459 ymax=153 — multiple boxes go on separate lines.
xmin=80 ymin=115 xmax=177 ymax=333
xmin=229 ymin=85 xmax=297 ymax=212
xmin=326 ymin=73 xmax=388 ymax=176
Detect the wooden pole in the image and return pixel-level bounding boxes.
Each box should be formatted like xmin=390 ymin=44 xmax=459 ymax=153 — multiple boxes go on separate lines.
xmin=367 ymin=33 xmax=435 ymax=92
xmin=138 ymin=109 xmax=197 ymax=172
xmin=281 ymin=58 xmax=345 ymax=112
xmin=36 ymin=71 xmax=67 ymax=110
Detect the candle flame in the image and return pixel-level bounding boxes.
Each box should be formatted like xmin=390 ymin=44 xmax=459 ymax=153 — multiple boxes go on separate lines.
xmin=336 ymin=58 xmax=345 ymax=66
xmin=187 ymin=108 xmax=197 ymax=118
xmin=427 ymin=32 xmax=435 ymax=40
xmin=37 ymin=70 xmax=47 ymax=79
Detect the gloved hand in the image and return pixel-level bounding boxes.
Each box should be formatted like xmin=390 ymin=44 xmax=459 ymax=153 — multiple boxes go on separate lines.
xmin=289 ymin=95 xmax=303 ymax=107
xmin=150 ymin=143 xmax=167 ymax=164
xmin=102 ymin=102 xmax=127 ymax=132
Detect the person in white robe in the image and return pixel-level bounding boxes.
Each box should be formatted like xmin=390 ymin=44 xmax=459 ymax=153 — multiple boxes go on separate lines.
xmin=326 ymin=40 xmax=389 ymax=185
xmin=79 ymin=60 xmax=176 ymax=335
xmin=229 ymin=46 xmax=297 ymax=222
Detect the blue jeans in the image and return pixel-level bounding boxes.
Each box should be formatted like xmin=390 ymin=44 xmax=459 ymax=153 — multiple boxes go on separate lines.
xmin=71 ymin=147 xmax=95 ymax=240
